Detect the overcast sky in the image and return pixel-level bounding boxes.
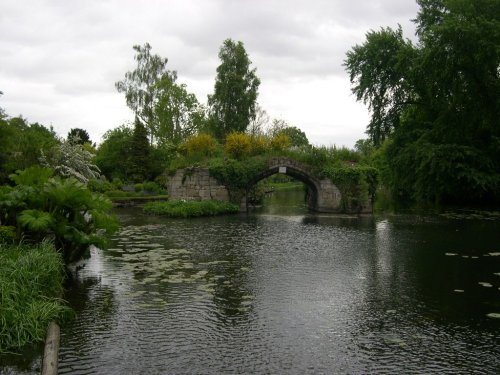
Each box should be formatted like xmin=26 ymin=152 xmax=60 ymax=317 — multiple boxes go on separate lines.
xmin=0 ymin=0 xmax=419 ymax=147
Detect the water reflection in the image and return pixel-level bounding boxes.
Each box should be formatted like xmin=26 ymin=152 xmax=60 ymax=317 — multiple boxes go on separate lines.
xmin=3 ymin=187 xmax=499 ymax=374
xmin=55 ymin=195 xmax=499 ymax=374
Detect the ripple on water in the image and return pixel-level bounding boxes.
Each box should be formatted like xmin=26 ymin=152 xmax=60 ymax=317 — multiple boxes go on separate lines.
xmin=54 ymin=211 xmax=500 ymax=374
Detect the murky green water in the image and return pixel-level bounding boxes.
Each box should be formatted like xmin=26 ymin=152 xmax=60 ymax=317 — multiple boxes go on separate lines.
xmin=2 ymin=187 xmax=500 ymax=374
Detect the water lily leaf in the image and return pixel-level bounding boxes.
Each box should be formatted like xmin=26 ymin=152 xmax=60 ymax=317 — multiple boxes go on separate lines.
xmin=445 ymin=253 xmax=457 ymax=256
xmin=479 ymin=282 xmax=493 ymax=288
xmin=486 ymin=313 xmax=500 ymax=319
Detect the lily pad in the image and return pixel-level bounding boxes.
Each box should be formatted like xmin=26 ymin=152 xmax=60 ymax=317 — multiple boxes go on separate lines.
xmin=486 ymin=313 xmax=500 ymax=319
xmin=445 ymin=253 xmax=457 ymax=256
xmin=479 ymin=282 xmax=493 ymax=288
xmin=453 ymin=289 xmax=465 ymax=293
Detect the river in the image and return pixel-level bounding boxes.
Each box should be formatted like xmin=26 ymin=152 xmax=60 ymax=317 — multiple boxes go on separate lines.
xmin=2 ymin=187 xmax=500 ymax=374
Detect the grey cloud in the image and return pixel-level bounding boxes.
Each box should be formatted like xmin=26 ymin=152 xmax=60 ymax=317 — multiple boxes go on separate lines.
xmin=0 ymin=0 xmax=419 ymax=146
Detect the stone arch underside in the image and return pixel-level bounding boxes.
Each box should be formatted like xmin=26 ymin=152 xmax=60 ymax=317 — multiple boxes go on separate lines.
xmin=243 ymin=158 xmax=342 ymax=212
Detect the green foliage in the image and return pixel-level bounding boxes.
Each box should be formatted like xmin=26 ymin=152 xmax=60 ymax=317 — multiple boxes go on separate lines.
xmin=143 ymin=200 xmax=239 ymax=217
xmin=154 ymin=79 xmax=206 ymax=145
xmin=129 ymin=118 xmax=151 ymax=182
xmin=9 ymin=166 xmax=53 ymax=187
xmin=115 ymin=43 xmax=177 ymax=144
xmin=0 ymin=168 xmax=118 ymax=263
xmin=0 ymin=225 xmax=15 ymax=244
xmin=87 ymin=178 xmax=115 ymax=193
xmin=208 ymin=39 xmax=261 ymax=140
xmin=142 ymin=181 xmax=166 ymax=194
xmin=345 ymin=0 xmax=500 ymax=207
xmin=18 ymin=209 xmax=54 ymax=232
xmin=0 ymin=115 xmax=59 ymax=183
xmin=345 ymin=26 xmax=415 ymax=146
xmin=208 ymin=156 xmax=268 ymax=191
xmin=67 ymin=128 xmax=91 ymax=145
xmin=276 ymin=126 xmax=309 ymax=148
xmin=95 ymin=125 xmax=134 ymax=181
xmin=322 ymin=165 xmax=378 ymax=211
xmin=0 ymin=241 xmax=70 ymax=353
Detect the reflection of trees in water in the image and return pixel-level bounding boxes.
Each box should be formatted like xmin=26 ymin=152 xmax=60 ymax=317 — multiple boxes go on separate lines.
xmin=0 ymin=342 xmax=44 ymax=373
xmin=60 ymin=276 xmax=118 ymax=351
xmin=186 ymin=220 xmax=256 ymax=320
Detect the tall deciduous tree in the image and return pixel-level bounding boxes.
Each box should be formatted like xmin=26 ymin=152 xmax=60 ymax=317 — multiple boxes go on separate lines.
xmin=115 ymin=43 xmax=177 ymax=144
xmin=154 ymin=79 xmax=206 ymax=146
xmin=208 ymin=39 xmax=260 ymax=141
xmin=94 ymin=125 xmax=134 ymax=180
xmin=345 ymin=0 xmax=500 ymax=205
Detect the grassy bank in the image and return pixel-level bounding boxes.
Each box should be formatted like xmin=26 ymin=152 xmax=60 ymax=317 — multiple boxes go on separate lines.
xmin=143 ymin=200 xmax=240 ymax=218
xmin=0 ymin=241 xmax=70 ymax=354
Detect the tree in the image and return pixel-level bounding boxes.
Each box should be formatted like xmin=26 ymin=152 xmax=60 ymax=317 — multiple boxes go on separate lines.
xmin=278 ymin=126 xmax=309 ymax=148
xmin=128 ymin=118 xmax=151 ymax=182
xmin=40 ymin=138 xmax=101 ymax=184
xmin=0 ymin=115 xmax=59 ymax=182
xmin=344 ymin=26 xmax=416 ymax=146
xmin=95 ymin=125 xmax=133 ymax=180
xmin=344 ymin=0 xmax=500 ymax=205
xmin=67 ymin=128 xmax=91 ymax=145
xmin=208 ymin=39 xmax=260 ymax=141
xmin=115 ymin=43 xmax=177 ymax=144
xmin=154 ymin=79 xmax=206 ymax=146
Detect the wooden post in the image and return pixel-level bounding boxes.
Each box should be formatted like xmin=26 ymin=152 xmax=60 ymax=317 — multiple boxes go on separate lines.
xmin=41 ymin=321 xmax=60 ymax=375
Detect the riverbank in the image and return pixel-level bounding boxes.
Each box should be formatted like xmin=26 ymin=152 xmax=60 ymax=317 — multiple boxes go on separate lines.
xmin=0 ymin=241 xmax=69 ymax=354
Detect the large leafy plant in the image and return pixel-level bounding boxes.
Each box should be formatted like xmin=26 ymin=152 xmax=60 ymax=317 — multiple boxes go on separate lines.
xmin=0 ymin=166 xmax=118 ymax=262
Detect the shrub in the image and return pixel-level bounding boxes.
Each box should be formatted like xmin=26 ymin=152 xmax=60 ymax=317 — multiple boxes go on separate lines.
xmin=250 ymin=135 xmax=268 ymax=155
xmin=181 ymin=133 xmax=218 ymax=158
xmin=0 ymin=167 xmax=118 ymax=263
xmin=224 ymin=132 xmax=252 ymax=159
xmin=111 ymin=177 xmax=123 ymax=190
xmin=0 ymin=225 xmax=16 ymax=244
xmin=87 ymin=178 xmax=114 ymax=193
xmin=269 ymin=133 xmax=291 ymax=151
xmin=142 ymin=181 xmax=166 ymax=194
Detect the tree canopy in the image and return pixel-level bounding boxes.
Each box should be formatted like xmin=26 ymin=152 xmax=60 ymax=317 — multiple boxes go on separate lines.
xmin=345 ymin=0 xmax=500 ymax=206
xmin=208 ymin=39 xmax=260 ymax=141
xmin=116 ymin=43 xmax=205 ymax=146
xmin=67 ymin=128 xmax=91 ymax=145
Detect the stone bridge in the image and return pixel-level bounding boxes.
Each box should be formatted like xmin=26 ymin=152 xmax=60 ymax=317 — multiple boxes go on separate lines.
xmin=167 ymin=157 xmax=372 ymax=213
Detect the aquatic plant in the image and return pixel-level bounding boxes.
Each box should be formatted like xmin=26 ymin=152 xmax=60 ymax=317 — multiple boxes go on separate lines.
xmin=143 ymin=200 xmax=239 ymax=217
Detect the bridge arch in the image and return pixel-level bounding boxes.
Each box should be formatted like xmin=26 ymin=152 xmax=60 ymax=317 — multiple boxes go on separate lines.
xmin=167 ymin=157 xmax=372 ymax=213
xmin=242 ymin=158 xmax=342 ymax=212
